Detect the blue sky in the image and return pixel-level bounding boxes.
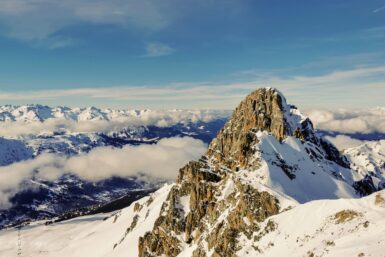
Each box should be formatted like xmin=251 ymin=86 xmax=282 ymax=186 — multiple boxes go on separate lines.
xmin=0 ymin=0 xmax=384 ymax=109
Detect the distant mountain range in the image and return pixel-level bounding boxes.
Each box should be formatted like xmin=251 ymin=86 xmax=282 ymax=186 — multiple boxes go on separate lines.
xmin=0 ymin=105 xmax=229 ymax=228
xmin=0 ymin=104 xmax=229 ymax=123
xmin=1 ymin=88 xmax=384 ymax=257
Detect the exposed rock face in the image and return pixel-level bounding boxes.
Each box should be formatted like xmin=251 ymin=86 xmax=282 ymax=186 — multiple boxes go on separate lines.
xmin=207 ymin=88 xmax=289 ymax=171
xmin=138 ymin=158 xmax=279 ymax=257
xmin=137 ymin=88 xmax=358 ymax=257
xmin=353 ymin=175 xmax=377 ymax=196
xmin=207 ymin=87 xmax=347 ymax=170
xmin=344 ymin=140 xmax=385 ymax=194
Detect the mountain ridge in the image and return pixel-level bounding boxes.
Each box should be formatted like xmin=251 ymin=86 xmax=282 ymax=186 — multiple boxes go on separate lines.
xmin=0 ymin=104 xmax=230 ymax=124
xmin=0 ymin=88 xmax=384 ymax=257
xmin=137 ymin=87 xmax=369 ymax=256
xmin=0 ymin=107 xmax=228 ymax=229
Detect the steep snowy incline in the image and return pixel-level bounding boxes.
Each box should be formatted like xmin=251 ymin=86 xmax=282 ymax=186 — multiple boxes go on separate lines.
xmin=0 ymin=187 xmax=383 ymax=257
xmin=0 ymin=137 xmax=33 ymax=166
xmin=249 ymin=132 xmax=356 ymax=203
xmin=137 ymin=88 xmax=361 ymax=257
xmin=236 ymin=190 xmax=385 ymax=257
xmin=0 ymin=184 xmax=173 ymax=257
xmin=344 ymin=140 xmax=385 ymax=191
xmin=205 ymin=87 xmax=356 ymax=201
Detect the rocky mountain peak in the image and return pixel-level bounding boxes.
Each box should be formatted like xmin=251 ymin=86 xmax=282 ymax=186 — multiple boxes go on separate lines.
xmin=207 ymin=87 xmax=319 ymax=170
xmin=138 ymin=88 xmax=358 ymax=257
xmin=224 ymin=87 xmax=290 ymax=139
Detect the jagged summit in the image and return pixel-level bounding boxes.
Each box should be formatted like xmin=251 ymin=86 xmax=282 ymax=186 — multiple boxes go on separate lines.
xmin=137 ymin=88 xmax=360 ymax=257
xmin=207 ymin=87 xmax=345 ymax=171
xmin=207 ymin=87 xmax=304 ymax=170
xmin=218 ymin=87 xmax=305 ymax=141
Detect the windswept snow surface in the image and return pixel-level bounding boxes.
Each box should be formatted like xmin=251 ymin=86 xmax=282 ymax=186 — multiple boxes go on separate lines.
xmin=237 ymin=190 xmax=385 ymax=257
xmin=0 ymin=184 xmax=173 ymax=257
xmin=0 ymin=187 xmax=384 ymax=257
xmin=0 ymin=137 xmax=32 ymax=166
xmin=344 ymin=140 xmax=385 ymax=189
xmin=252 ymin=132 xmax=357 ymax=203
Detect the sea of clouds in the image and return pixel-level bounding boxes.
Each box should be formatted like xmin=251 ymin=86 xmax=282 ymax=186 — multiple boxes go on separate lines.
xmin=1 ymin=106 xmax=385 ymax=207
xmin=307 ymin=107 xmax=385 ymax=134
xmin=307 ymin=107 xmax=385 ymax=150
xmin=0 ymin=137 xmax=206 ymax=207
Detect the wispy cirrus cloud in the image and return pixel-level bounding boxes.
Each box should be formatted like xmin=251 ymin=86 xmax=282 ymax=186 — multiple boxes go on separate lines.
xmin=0 ymin=83 xmax=259 ymax=109
xmin=1 ymin=65 xmax=385 ymax=109
xmin=373 ymin=6 xmax=385 ymax=13
xmin=0 ymin=0 xmax=244 ymax=48
xmin=0 ymin=0 xmax=172 ymax=45
xmin=144 ymin=42 xmax=175 ymax=57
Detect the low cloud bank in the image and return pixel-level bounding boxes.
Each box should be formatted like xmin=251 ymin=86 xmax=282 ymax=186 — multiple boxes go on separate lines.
xmin=307 ymin=108 xmax=385 ymax=150
xmin=0 ymin=137 xmax=206 ymax=208
xmin=324 ymin=135 xmax=366 ymax=151
xmin=307 ymin=107 xmax=385 ymax=134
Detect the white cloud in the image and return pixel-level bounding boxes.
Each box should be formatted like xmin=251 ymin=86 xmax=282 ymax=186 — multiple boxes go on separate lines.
xmin=0 ymin=153 xmax=65 ymax=208
xmin=65 ymin=137 xmax=205 ymax=181
xmin=0 ymin=0 xmax=174 ymax=45
xmin=0 ymin=83 xmax=256 ymax=109
xmin=0 ymin=0 xmax=244 ymax=47
xmin=307 ymin=107 xmax=385 ymax=134
xmin=0 ymin=66 xmax=384 ymax=109
xmin=324 ymin=135 xmax=365 ymax=151
xmin=373 ymin=6 xmax=385 ymax=13
xmin=0 ymin=137 xmax=207 ymax=207
xmin=144 ymin=42 xmax=175 ymax=57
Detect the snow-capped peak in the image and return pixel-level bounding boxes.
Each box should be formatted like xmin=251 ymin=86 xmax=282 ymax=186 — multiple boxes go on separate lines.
xmin=1 ymin=88 xmax=384 ymax=257
xmin=344 ymin=140 xmax=385 ymax=191
xmin=136 ymin=88 xmax=363 ymax=256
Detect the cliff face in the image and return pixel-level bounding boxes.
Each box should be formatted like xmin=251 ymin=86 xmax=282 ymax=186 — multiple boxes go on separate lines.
xmin=138 ymin=158 xmax=280 ymax=257
xmin=138 ymin=88 xmax=357 ymax=257
xmin=206 ymin=88 xmax=347 ymax=171
xmin=207 ymin=88 xmax=288 ymax=171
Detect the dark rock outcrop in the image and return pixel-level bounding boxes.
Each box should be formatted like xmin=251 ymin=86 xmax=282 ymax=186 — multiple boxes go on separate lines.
xmin=137 ymin=87 xmax=359 ymax=257
xmin=353 ymin=175 xmax=377 ymax=196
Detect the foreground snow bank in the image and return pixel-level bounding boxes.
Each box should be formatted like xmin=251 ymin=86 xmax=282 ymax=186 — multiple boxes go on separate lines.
xmin=1 ymin=187 xmax=384 ymax=257
xmin=0 ymin=184 xmax=173 ymax=257
xmin=237 ymin=190 xmax=385 ymax=257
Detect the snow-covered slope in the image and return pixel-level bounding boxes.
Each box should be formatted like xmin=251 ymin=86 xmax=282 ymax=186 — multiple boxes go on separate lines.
xmin=251 ymin=132 xmax=356 ymax=203
xmin=0 ymin=185 xmax=172 ymax=257
xmin=0 ymin=187 xmax=383 ymax=257
xmin=237 ymin=190 xmax=385 ymax=257
xmin=0 ymin=137 xmax=32 ymax=166
xmin=131 ymin=88 xmax=371 ymax=257
xmin=344 ymin=140 xmax=385 ymax=191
